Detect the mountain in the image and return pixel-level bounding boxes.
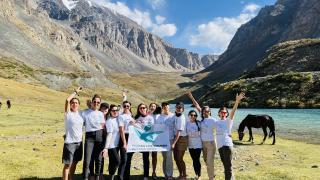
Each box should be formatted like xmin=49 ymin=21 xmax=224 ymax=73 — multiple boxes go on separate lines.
xmin=198 ymin=71 xmax=320 ymax=108
xmin=197 ymin=0 xmax=320 ymax=84
xmin=243 ymin=39 xmax=320 ymax=78
xmin=0 ymin=0 xmax=215 ymax=94
xmin=37 ymin=0 xmax=213 ymax=71
xmin=197 ymin=38 xmax=320 ymax=108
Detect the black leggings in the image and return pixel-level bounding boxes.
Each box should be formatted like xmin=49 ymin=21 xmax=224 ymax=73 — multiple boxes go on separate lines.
xmin=219 ymin=146 xmax=233 ymax=180
xmin=108 ymin=148 xmax=120 ymax=175
xmin=82 ymin=130 xmax=104 ymax=179
xmin=189 ymin=148 xmax=202 ymax=177
xmin=125 ymin=152 xmax=150 ymax=179
xmin=118 ymin=134 xmax=129 ymax=180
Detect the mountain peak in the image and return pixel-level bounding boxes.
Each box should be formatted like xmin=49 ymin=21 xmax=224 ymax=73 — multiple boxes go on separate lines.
xmin=61 ymin=0 xmax=79 ymax=10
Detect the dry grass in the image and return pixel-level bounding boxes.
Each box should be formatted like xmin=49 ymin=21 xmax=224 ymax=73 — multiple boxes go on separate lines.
xmin=0 ymin=78 xmax=319 ymax=180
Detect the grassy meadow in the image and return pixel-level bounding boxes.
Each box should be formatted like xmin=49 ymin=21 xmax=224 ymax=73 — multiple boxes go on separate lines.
xmin=0 ymin=78 xmax=320 ymax=179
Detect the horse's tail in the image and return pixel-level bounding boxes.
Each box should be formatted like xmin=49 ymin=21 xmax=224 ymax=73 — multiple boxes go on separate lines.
xmin=268 ymin=116 xmax=275 ymax=138
xmin=268 ymin=116 xmax=276 ymax=145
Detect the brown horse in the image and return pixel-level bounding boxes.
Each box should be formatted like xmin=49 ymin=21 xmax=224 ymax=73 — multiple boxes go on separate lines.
xmin=238 ymin=114 xmax=276 ymax=145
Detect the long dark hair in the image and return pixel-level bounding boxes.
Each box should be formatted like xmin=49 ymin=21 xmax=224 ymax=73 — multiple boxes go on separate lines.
xmin=153 ymin=106 xmax=162 ymax=115
xmin=107 ymin=104 xmax=118 ymax=118
xmin=135 ymin=103 xmax=148 ymax=119
xmin=188 ymin=110 xmax=200 ymax=131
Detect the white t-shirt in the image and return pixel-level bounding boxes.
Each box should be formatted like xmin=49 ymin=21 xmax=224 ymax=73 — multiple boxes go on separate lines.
xmin=200 ymin=117 xmax=217 ymax=142
xmin=157 ymin=113 xmax=175 ymax=140
xmin=64 ymin=111 xmax=84 ymax=143
xmin=215 ymin=118 xmax=233 ymax=149
xmin=136 ymin=115 xmax=154 ymax=128
xmin=174 ymin=114 xmax=187 ymax=137
xmin=186 ymin=121 xmax=202 ymax=149
xmin=118 ymin=113 xmax=133 ymax=133
xmin=153 ymin=114 xmax=161 ymax=124
xmin=105 ymin=117 xmax=120 ymax=149
xmin=82 ymin=109 xmax=105 ymax=132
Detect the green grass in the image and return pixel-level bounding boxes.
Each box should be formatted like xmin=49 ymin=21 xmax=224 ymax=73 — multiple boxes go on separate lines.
xmin=0 ymin=78 xmax=319 ymax=179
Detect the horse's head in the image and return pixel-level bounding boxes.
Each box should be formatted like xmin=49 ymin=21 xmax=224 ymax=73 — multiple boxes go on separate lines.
xmin=238 ymin=129 xmax=244 ymax=141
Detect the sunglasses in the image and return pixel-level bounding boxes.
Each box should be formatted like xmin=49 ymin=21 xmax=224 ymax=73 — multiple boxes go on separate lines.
xmin=139 ymin=107 xmax=147 ymax=109
xmin=189 ymin=114 xmax=197 ymax=117
xmin=93 ymin=101 xmax=101 ymax=104
xmin=123 ymin=105 xmax=130 ymax=108
xmin=111 ymin=109 xmax=119 ymax=112
xmin=220 ymin=111 xmax=228 ymax=114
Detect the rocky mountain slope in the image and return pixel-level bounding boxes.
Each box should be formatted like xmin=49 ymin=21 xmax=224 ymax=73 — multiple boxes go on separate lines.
xmin=0 ymin=0 xmax=216 ymax=95
xmin=197 ymin=0 xmax=320 ymax=84
xmin=243 ymin=39 xmax=320 ymax=78
xmin=197 ymin=39 xmax=320 ymax=108
xmin=37 ymin=0 xmax=214 ymax=71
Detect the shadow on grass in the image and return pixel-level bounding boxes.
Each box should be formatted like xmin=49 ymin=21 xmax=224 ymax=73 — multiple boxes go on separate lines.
xmin=233 ymin=141 xmax=257 ymax=146
xmin=20 ymin=175 xmax=166 ymax=180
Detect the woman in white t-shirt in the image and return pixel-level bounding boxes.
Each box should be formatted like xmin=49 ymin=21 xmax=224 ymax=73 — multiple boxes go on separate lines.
xmin=118 ymin=100 xmax=134 ymax=180
xmin=102 ymin=104 xmax=121 ymax=180
xmin=62 ymin=87 xmax=84 ymax=180
xmin=187 ymin=92 xmax=217 ymax=180
xmin=149 ymin=103 xmax=161 ymax=180
xmin=82 ymin=94 xmax=105 ymax=180
xmin=216 ymin=92 xmax=245 ymax=180
xmin=125 ymin=103 xmax=155 ymax=180
xmin=186 ymin=110 xmax=202 ymax=180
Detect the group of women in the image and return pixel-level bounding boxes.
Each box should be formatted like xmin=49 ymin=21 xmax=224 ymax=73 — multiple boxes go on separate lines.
xmin=61 ymin=86 xmax=245 ymax=180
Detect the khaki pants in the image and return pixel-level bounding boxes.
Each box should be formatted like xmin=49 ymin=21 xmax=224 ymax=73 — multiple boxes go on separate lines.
xmin=202 ymin=141 xmax=216 ymax=179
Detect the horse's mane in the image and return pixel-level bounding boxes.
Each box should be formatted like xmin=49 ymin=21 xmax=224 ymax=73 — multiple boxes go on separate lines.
xmin=238 ymin=115 xmax=250 ymax=132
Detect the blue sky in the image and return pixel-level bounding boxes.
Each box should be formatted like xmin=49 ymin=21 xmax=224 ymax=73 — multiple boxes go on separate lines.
xmin=91 ymin=0 xmax=277 ymax=55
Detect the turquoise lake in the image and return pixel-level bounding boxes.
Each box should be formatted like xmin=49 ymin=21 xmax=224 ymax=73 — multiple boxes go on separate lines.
xmin=178 ymin=105 xmax=320 ymax=144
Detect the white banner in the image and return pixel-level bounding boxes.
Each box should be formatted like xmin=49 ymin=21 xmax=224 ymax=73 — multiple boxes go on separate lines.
xmin=127 ymin=124 xmax=170 ymax=152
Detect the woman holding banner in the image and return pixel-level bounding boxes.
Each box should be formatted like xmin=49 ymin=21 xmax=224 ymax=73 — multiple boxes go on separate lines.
xmin=125 ymin=103 xmax=154 ymax=180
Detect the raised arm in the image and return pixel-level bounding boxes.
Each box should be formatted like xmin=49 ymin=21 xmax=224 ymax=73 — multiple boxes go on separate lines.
xmin=64 ymin=87 xmax=82 ymax=113
xmin=122 ymin=91 xmax=127 ymax=102
xmin=187 ymin=92 xmax=201 ymax=113
xmin=230 ymin=92 xmax=245 ymax=120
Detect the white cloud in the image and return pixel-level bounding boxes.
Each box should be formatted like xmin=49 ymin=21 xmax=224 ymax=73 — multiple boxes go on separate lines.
xmin=155 ymin=15 xmax=166 ymax=24
xmin=189 ymin=3 xmax=261 ymax=54
xmin=91 ymin=0 xmax=176 ymax=37
xmin=152 ymin=23 xmax=177 ymax=37
xmin=243 ymin=3 xmax=260 ymax=13
xmin=147 ymin=0 xmax=166 ymax=10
